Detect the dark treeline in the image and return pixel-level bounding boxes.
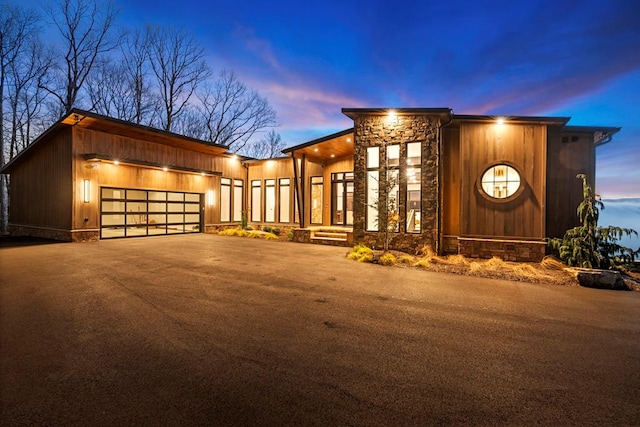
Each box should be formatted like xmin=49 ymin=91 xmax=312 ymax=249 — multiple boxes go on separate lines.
xmin=0 ymin=0 xmax=285 ymax=232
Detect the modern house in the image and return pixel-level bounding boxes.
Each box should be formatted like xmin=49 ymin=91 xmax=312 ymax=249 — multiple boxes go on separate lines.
xmin=0 ymin=108 xmax=619 ymax=262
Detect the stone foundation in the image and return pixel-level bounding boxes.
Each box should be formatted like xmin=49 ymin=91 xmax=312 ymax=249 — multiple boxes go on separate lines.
xmin=458 ymin=237 xmax=546 ymax=262
xmin=292 ymin=229 xmax=311 ymax=243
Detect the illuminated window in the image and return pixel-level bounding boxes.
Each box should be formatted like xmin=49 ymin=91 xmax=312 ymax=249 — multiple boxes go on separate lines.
xmin=233 ymin=179 xmax=243 ymax=221
xmin=279 ymin=178 xmax=290 ymax=223
xmin=220 ymin=178 xmax=231 ymax=222
xmin=481 ymin=164 xmax=521 ymax=199
xmin=265 ymin=179 xmax=275 ymax=222
xmin=251 ymin=180 xmax=261 ymax=222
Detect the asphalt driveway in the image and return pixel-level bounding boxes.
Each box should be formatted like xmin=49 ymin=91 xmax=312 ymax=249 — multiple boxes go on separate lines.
xmin=1 ymin=234 xmax=639 ymax=426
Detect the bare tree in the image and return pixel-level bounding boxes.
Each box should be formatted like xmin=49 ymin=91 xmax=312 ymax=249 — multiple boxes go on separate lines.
xmin=120 ymin=28 xmax=154 ymax=125
xmin=241 ymin=129 xmax=285 ymax=159
xmin=0 ymin=3 xmax=41 ymax=233
xmin=147 ymin=25 xmax=210 ymax=132
xmin=41 ymin=0 xmax=119 ymax=116
xmin=197 ymin=69 xmax=277 ymax=152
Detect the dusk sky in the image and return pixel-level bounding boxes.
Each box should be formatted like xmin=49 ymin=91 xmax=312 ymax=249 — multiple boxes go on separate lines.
xmin=21 ymin=0 xmax=640 ymax=198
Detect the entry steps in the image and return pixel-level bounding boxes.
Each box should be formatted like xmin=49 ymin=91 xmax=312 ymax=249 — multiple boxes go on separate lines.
xmin=310 ymin=228 xmax=351 ymax=246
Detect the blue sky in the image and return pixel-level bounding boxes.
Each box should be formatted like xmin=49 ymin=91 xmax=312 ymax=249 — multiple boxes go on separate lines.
xmin=22 ymin=0 xmax=640 ymax=198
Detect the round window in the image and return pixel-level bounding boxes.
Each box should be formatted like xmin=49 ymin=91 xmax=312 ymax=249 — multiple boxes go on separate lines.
xmin=480 ymin=164 xmax=521 ymax=199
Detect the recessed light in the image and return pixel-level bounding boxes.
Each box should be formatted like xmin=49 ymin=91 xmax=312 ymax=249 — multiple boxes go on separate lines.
xmin=113 ymin=160 xmax=119 ymax=165
xmin=163 ymin=167 xmax=168 ymax=172
xmin=346 ymin=138 xmax=351 ymax=143
xmin=331 ymin=154 xmax=335 ymax=158
xmin=314 ymin=148 xmax=319 ymax=152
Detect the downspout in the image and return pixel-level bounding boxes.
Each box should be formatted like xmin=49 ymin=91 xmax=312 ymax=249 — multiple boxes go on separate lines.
xmin=436 ymin=109 xmax=455 ymax=255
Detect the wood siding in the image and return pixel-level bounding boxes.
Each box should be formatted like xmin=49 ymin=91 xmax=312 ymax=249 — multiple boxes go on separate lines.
xmin=546 ymin=128 xmax=596 ymax=238
xmin=442 ymin=126 xmax=461 ymax=236
xmin=9 ymin=128 xmax=73 ymax=230
xmin=460 ymin=123 xmax=546 ymax=240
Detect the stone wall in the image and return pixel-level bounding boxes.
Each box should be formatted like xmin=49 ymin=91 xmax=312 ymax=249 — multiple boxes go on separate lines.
xmin=458 ymin=237 xmax=547 ymax=262
xmin=352 ymin=114 xmax=441 ymax=253
xmin=9 ymin=224 xmax=76 ymax=242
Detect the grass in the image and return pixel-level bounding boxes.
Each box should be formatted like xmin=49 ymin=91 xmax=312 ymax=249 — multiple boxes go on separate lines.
xmin=347 ymin=243 xmax=578 ymax=286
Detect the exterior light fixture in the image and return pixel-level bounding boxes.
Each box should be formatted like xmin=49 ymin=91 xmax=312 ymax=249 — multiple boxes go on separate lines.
xmin=346 ymin=137 xmax=351 ymax=143
xmin=314 ymin=148 xmax=319 ymax=152
xmin=162 ymin=167 xmax=168 ymax=172
xmin=113 ymin=160 xmax=119 ymax=165
xmin=496 ymin=117 xmax=506 ymax=125
xmin=206 ymin=190 xmax=215 ymax=206
xmin=330 ymin=154 xmax=335 ymax=158
xmin=201 ymin=172 xmax=205 ymax=176
xmin=387 ymin=109 xmax=398 ymax=124
xmin=83 ymin=179 xmax=91 ymax=203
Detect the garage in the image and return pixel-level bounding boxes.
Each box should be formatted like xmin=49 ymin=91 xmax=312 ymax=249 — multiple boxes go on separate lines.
xmin=101 ymin=187 xmax=202 ymax=239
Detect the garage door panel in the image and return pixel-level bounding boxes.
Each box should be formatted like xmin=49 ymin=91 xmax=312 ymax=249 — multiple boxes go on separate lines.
xmin=100 ymin=187 xmax=202 ymax=239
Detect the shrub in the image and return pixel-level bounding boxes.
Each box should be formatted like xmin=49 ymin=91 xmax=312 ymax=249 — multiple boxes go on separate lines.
xmin=272 ymin=228 xmax=281 ymax=236
xmin=414 ymin=259 xmax=431 ymax=268
xmin=397 ymin=255 xmax=415 ymax=264
xmin=264 ymin=233 xmax=278 ymax=240
xmin=245 ymin=225 xmax=253 ymax=231
xmin=220 ymin=228 xmax=248 ymax=237
xmin=263 ymin=225 xmax=272 ymax=233
xmin=548 ymin=174 xmax=639 ymax=269
xmin=347 ymin=244 xmax=374 ymax=263
xmin=379 ymin=252 xmax=397 ymax=266
xmin=286 ymin=231 xmax=294 ymax=241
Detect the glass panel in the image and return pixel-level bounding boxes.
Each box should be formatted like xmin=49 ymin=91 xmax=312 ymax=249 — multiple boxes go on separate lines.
xmin=148 ymin=202 xmax=166 ymax=212
xmin=148 ymin=227 xmax=167 ymax=235
xmin=407 ymin=142 xmax=421 ymax=166
xmin=367 ymin=147 xmax=379 ymax=169
xmin=185 ymin=203 xmax=200 ymax=212
xmin=333 ymin=182 xmax=344 ymax=224
xmin=185 ymin=214 xmax=200 ymax=223
xmin=311 ymin=179 xmax=323 ymax=224
xmin=101 ymin=214 xmax=124 ymax=226
xmin=185 ymin=224 xmax=200 ymax=233
xmin=148 ymin=191 xmax=166 ymax=201
xmin=221 ymin=178 xmax=231 ymax=185
xmin=126 ymin=225 xmax=147 ymax=237
xmin=168 ymin=203 xmax=184 ymax=213
xmin=126 ymin=202 xmax=147 ymax=213
xmin=279 ymin=178 xmax=290 ymax=185
xmin=345 ymin=172 xmax=354 ymax=180
xmin=167 ymin=224 xmax=184 ymax=234
xmin=346 ymin=182 xmax=354 ymax=225
xmin=251 ymin=184 xmax=261 ymax=222
xmin=279 ymin=183 xmax=290 ymax=223
xmin=387 ymin=145 xmax=400 ymax=166
xmin=102 ymin=188 xmax=124 ymax=199
xmin=168 ymin=192 xmax=183 ymax=202
xmin=367 ymin=171 xmax=379 ymax=231
xmin=185 ymin=193 xmax=200 ymax=202
xmin=127 ymin=214 xmax=147 ymax=226
xmin=102 ymin=200 xmax=124 ymax=212
xmin=233 ymin=183 xmax=243 ymax=222
xmin=265 ymin=184 xmax=275 ymax=222
xmin=168 ymin=214 xmax=184 ymax=223
xmin=265 ymin=179 xmax=275 ymax=185
xmin=481 ymin=165 xmax=521 ymax=199
xmin=406 ymin=168 xmax=421 ymax=233
xmin=148 ymin=214 xmax=166 ymax=225
xmin=220 ymin=184 xmax=230 ymax=222
xmin=127 ymin=189 xmax=146 ymax=200
xmin=101 ymin=226 xmax=125 ymax=238
xmin=388 ymin=169 xmax=400 ymax=232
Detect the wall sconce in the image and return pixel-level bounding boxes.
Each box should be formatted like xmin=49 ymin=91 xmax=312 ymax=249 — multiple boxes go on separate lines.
xmin=386 ymin=109 xmax=399 ymax=124
xmin=83 ymin=179 xmax=91 ymax=203
xmin=206 ymin=189 xmax=215 ymax=206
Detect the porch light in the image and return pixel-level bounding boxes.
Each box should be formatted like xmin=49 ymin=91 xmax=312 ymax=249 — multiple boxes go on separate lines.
xmin=113 ymin=160 xmax=119 ymax=165
xmin=83 ymin=179 xmax=91 ymax=203
xmin=346 ymin=137 xmax=351 ymax=143
xmin=331 ymin=154 xmax=335 ymax=158
xmin=162 ymin=167 xmax=168 ymax=172
xmin=387 ymin=109 xmax=398 ymax=124
xmin=207 ymin=190 xmax=215 ymax=206
xmin=314 ymin=148 xmax=319 ymax=152
xmin=496 ymin=117 xmax=506 ymax=125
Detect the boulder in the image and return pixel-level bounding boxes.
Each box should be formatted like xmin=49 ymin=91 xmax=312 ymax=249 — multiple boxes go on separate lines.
xmin=565 ymin=268 xmax=629 ymax=290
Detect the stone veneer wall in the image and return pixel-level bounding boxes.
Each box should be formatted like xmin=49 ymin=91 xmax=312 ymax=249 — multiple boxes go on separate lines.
xmin=458 ymin=237 xmax=547 ymax=262
xmin=352 ymin=114 xmax=441 ymax=253
xmin=10 ymin=224 xmax=99 ymax=242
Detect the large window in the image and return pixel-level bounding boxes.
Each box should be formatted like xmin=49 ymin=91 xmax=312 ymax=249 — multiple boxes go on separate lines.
xmin=331 ymin=173 xmax=354 ymax=226
xmin=311 ymin=176 xmax=323 ymax=224
xmin=220 ymin=178 xmax=231 ymax=222
xmin=406 ymin=142 xmax=421 ymax=233
xmin=251 ymin=180 xmax=261 ymax=222
xmin=265 ymin=179 xmax=276 ymax=222
xmin=233 ymin=179 xmax=243 ymax=222
xmin=279 ymin=178 xmax=290 ymax=223
xmin=366 ymin=147 xmax=379 ymax=231
xmin=101 ymin=187 xmax=201 ymax=239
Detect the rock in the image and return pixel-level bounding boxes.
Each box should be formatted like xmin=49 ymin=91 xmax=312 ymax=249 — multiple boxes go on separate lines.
xmin=565 ymin=268 xmax=629 ymax=290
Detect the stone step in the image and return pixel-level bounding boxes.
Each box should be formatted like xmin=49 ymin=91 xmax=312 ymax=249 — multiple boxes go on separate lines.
xmin=314 ymin=231 xmax=348 ymax=239
xmin=311 ymin=235 xmax=347 ymax=241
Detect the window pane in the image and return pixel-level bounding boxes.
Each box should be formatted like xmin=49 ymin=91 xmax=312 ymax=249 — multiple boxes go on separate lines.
xmin=311 ymin=178 xmax=323 ymax=224
xmin=102 ymin=200 xmax=124 ymax=212
xmin=251 ymin=183 xmax=261 ymax=222
xmin=148 ymin=214 xmax=166 ymax=224
xmin=220 ymin=184 xmax=231 ymax=222
xmin=102 ymin=188 xmax=124 ymax=199
xmin=126 ymin=201 xmax=146 ymax=213
xmin=265 ymin=182 xmax=275 ymax=222
xmin=279 ymin=183 xmax=290 ymax=223
xmin=168 ymin=202 xmax=183 ymax=213
xmin=185 ymin=193 xmax=200 ymax=202
xmin=102 ymin=214 xmax=124 ymax=226
xmin=148 ymin=202 xmax=166 ymax=212
xmin=407 ymin=142 xmax=421 ymax=165
xmin=367 ymin=146 xmax=379 ymax=169
xmin=481 ymin=165 xmax=521 ymax=199
xmin=366 ymin=171 xmax=379 ymax=231
xmin=168 ymin=192 xmax=183 ymax=202
xmin=406 ymin=168 xmax=421 ymax=233
xmin=148 ymin=191 xmax=166 ymax=201
xmin=168 ymin=214 xmax=184 ymax=223
xmin=233 ymin=181 xmax=243 ymax=222
xmin=387 ymin=145 xmax=400 ymax=166
xmin=127 ymin=189 xmax=146 ymax=200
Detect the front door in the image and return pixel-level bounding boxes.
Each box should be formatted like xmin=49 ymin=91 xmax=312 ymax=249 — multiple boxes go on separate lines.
xmin=331 ymin=172 xmax=353 ymax=226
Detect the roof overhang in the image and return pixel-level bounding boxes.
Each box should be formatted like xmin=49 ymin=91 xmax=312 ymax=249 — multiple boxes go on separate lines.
xmin=283 ymin=128 xmax=354 ymax=162
xmin=342 ymin=107 xmax=453 ymax=120
xmin=452 ymin=114 xmax=571 ymax=126
xmin=563 ymin=125 xmax=621 ymax=147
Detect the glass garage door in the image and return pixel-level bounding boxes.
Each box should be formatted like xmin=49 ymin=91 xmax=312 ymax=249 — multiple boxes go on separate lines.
xmin=101 ymin=187 xmax=202 ymax=239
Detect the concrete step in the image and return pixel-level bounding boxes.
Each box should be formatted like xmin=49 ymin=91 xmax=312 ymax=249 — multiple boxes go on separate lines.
xmin=314 ymin=231 xmax=348 ymax=239
xmin=311 ymin=235 xmax=347 ymax=241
